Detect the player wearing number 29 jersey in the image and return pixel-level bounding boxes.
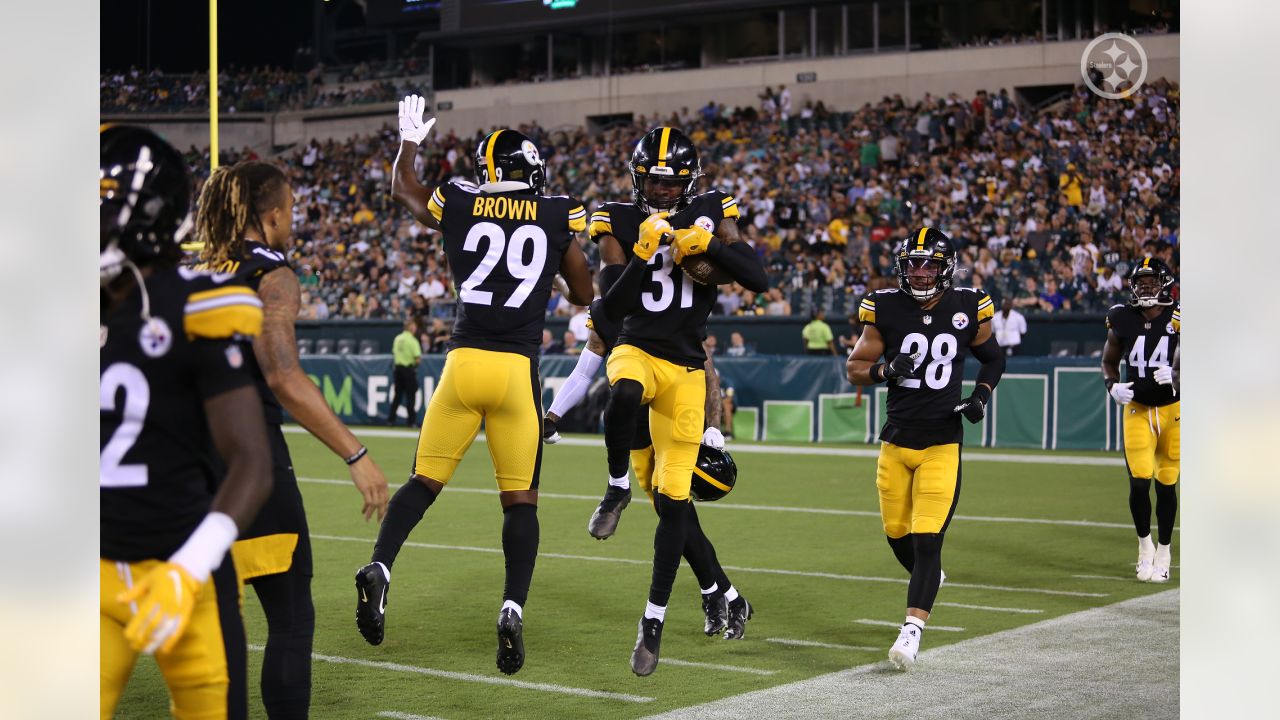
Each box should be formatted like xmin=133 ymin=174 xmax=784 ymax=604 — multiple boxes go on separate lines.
xmin=356 ymin=95 xmax=595 ymax=677
xmin=847 ymin=227 xmax=1006 ymax=671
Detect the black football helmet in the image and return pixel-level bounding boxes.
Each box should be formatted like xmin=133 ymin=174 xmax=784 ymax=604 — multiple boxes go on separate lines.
xmin=629 ymin=127 xmax=701 ymax=213
xmin=1127 ymin=257 xmax=1175 ymax=307
xmin=100 ymin=124 xmax=193 ymax=285
xmin=474 ymin=129 xmax=546 ymax=195
xmin=690 ymin=444 xmax=737 ymax=502
xmin=896 ymin=227 xmax=957 ymax=302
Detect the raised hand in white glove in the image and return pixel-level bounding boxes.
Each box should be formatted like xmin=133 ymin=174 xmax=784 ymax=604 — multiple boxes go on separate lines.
xmin=702 ymin=426 xmax=725 ymax=450
xmin=398 ymin=94 xmax=436 ymax=145
xmin=1152 ymin=365 xmax=1174 ymax=386
xmin=1109 ymin=381 xmax=1134 ymax=405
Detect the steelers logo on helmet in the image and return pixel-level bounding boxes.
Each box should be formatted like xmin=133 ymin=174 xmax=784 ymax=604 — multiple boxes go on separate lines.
xmin=520 ymin=139 xmax=541 ymax=166
xmin=473 ymin=129 xmax=547 ymax=195
xmin=691 ymin=444 xmax=738 ymax=502
xmin=896 ymin=227 xmax=957 ymax=303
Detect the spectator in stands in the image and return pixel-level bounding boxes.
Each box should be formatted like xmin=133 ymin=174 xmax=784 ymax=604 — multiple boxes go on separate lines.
xmin=838 ymin=311 xmax=861 ymax=352
xmin=802 ymin=309 xmax=837 ymax=356
xmin=992 ymin=298 xmax=1028 ymax=356
xmin=1038 ymin=277 xmax=1070 ymax=312
xmin=705 ymin=334 xmax=720 ymax=356
xmin=562 ymin=330 xmax=582 ymax=357
xmin=539 ymin=329 xmax=565 ymax=356
xmin=764 ymin=288 xmax=791 ymax=316
xmin=726 ymin=332 xmax=750 ymax=357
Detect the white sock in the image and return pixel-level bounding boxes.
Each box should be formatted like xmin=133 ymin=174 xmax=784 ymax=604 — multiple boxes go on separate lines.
xmin=1156 ymin=542 xmax=1171 ymax=555
xmin=904 ymin=615 xmax=925 ymax=630
xmin=724 ymin=586 xmax=739 ymax=602
xmin=374 ymin=561 xmax=390 ymax=582
xmin=1138 ymin=534 xmax=1155 ymax=549
xmin=502 ymin=599 xmax=523 ymax=619
xmin=644 ymin=602 xmax=667 ymax=622
xmin=548 ymin=349 xmax=603 ymax=418
xmin=609 ymin=473 xmax=631 ymax=490
xmin=700 ymin=583 xmax=719 ymax=596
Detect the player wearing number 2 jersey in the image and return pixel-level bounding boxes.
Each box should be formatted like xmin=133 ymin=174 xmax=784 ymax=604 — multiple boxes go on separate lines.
xmin=355 ymin=95 xmax=594 ymax=675
xmin=847 ymin=227 xmax=1006 ymax=670
xmin=1102 ymin=257 xmax=1180 ymax=584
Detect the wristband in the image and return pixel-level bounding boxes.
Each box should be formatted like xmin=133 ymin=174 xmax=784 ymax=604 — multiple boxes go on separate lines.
xmin=345 ymin=445 xmax=369 ymax=465
xmin=870 ymin=363 xmax=887 ymax=383
xmin=168 ymin=512 xmax=238 ymax=583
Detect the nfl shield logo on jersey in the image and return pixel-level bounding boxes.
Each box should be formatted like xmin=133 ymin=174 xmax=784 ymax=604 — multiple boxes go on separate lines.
xmin=225 ymin=344 xmax=244 ymax=369
xmin=138 ymin=317 xmax=173 ymax=358
xmin=952 ymin=312 xmax=969 ymax=330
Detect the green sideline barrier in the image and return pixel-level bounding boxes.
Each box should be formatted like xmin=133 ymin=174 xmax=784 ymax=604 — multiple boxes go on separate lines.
xmin=294 ymin=354 xmax=1115 ymax=449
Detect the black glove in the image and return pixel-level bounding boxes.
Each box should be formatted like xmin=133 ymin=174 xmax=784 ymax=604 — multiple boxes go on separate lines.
xmin=954 ymin=386 xmax=992 ymax=424
xmin=883 ymin=352 xmax=918 ymax=381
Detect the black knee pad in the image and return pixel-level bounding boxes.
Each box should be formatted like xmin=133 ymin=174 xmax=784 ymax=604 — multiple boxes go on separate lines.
xmin=607 ymin=379 xmax=644 ymax=417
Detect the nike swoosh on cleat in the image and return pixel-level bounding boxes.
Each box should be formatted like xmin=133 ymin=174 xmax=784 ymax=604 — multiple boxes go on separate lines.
xmin=361 ymin=588 xmax=368 ymax=603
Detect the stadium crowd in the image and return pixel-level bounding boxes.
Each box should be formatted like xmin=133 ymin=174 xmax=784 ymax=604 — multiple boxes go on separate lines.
xmin=177 ymin=77 xmax=1179 ymax=338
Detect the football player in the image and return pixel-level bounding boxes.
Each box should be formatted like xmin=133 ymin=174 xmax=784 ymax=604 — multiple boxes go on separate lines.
xmin=592 ymin=127 xmax=770 ymax=675
xmin=1102 ymin=258 xmax=1180 ymax=583
xmin=354 ymin=95 xmax=594 ymax=675
xmin=846 ymin=227 xmax=1005 ymax=670
xmin=194 ymin=158 xmax=391 ymax=718
xmin=101 ymin=125 xmax=272 ymax=719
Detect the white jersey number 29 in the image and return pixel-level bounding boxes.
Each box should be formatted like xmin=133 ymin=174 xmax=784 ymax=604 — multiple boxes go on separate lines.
xmin=459 ymin=221 xmax=548 ymax=308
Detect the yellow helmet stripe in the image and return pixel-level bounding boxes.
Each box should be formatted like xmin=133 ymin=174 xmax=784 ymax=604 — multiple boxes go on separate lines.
xmin=692 ymin=465 xmax=731 ymax=493
xmin=1143 ymin=257 xmax=1151 ymax=269
xmin=485 ymin=130 xmax=503 ymax=184
xmin=656 ymin=127 xmax=672 ymax=168
xmin=916 ymin=227 xmax=929 ymax=250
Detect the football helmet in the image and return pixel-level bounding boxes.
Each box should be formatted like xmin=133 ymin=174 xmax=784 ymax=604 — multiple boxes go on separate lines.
xmin=629 ymin=127 xmax=701 ymax=213
xmin=474 ymin=129 xmax=546 ymax=195
xmin=896 ymin=227 xmax=956 ymax=302
xmin=1127 ymin=257 xmax=1174 ymax=307
xmin=690 ymin=444 xmax=737 ymax=502
xmin=100 ymin=124 xmax=193 ymax=284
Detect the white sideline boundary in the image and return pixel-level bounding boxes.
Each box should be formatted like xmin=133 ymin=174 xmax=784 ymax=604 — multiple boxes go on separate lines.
xmin=309 ymin=533 xmax=1108 ymax=598
xmin=933 ymin=601 xmax=1043 ymax=615
xmin=643 ymin=590 xmax=1179 ymax=720
xmin=765 ymin=638 xmax=879 ymax=651
xmin=297 ymin=477 xmax=1163 ymax=532
xmin=662 ymin=658 xmax=777 ymax=676
xmin=377 ymin=712 xmax=449 ymax=720
xmin=246 ymin=645 xmax=654 ymax=704
xmin=283 ymin=425 xmax=1124 ymax=466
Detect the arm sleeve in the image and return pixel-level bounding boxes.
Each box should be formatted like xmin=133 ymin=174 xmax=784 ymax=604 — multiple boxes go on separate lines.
xmin=705 ymin=239 xmax=768 ymax=292
xmin=601 ymin=256 xmax=649 ymax=322
xmin=597 ymin=263 xmax=627 ymax=296
xmin=971 ymin=335 xmax=1006 ymax=391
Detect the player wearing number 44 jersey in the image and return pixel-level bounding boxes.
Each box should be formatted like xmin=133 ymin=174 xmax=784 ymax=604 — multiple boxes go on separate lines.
xmin=355 ymin=95 xmax=594 ymax=675
xmin=1102 ymin=258 xmax=1180 ymax=584
xmin=100 ymin=125 xmax=272 ymax=719
xmin=847 ymin=227 xmax=1006 ymax=671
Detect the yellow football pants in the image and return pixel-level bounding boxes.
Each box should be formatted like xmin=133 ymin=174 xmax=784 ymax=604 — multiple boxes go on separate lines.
xmin=876 ymin=442 xmax=961 ymax=538
xmin=1123 ymin=400 xmax=1180 ymax=485
xmin=607 ymin=344 xmax=705 ymax=501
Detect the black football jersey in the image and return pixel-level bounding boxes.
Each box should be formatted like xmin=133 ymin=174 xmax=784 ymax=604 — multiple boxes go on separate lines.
xmin=1106 ymin=303 xmax=1180 ymax=407
xmin=101 ymin=266 xmax=263 ymax=562
xmin=428 ymin=181 xmax=586 ymax=357
xmin=589 ymin=191 xmax=741 ymax=366
xmin=192 ymin=240 xmax=290 ymax=423
xmin=859 ymin=287 xmax=995 ymax=449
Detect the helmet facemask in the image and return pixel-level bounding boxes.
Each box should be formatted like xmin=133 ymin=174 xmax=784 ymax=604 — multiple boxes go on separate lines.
xmin=897 ymin=254 xmax=954 ymax=302
xmin=1129 ymin=268 xmax=1173 ymax=307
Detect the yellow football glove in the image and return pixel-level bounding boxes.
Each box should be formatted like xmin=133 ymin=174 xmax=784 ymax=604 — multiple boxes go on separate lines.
xmin=635 ymin=212 xmax=672 ymax=261
xmin=119 ymin=562 xmax=203 ymax=655
xmin=672 ymin=225 xmax=714 ymax=264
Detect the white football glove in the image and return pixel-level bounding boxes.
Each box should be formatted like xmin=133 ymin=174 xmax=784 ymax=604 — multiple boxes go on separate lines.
xmin=702 ymin=426 xmax=725 ymax=450
xmin=1152 ymin=365 xmax=1174 ymax=386
xmin=1109 ymin=381 xmax=1135 ymax=405
xmin=398 ymin=94 xmax=436 ymax=145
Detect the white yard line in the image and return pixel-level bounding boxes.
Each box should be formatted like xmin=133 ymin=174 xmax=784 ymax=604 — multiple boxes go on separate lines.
xmin=764 ymin=638 xmax=879 ymax=652
xmin=853 ymin=619 xmax=966 ymax=632
xmin=310 ymin=534 xmax=1108 ymax=598
xmin=377 ymin=712 xmax=449 ymax=720
xmin=662 ymin=658 xmax=777 ymax=676
xmin=246 ymin=645 xmax=654 ymax=704
xmin=284 ymin=425 xmax=1123 ymax=465
xmin=933 ymin=602 xmax=1044 ymax=614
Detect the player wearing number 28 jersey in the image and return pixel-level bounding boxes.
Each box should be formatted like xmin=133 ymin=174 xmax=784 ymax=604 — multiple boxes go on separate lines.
xmin=355 ymin=95 xmax=594 ymax=675
xmin=847 ymin=227 xmax=1006 ymax=670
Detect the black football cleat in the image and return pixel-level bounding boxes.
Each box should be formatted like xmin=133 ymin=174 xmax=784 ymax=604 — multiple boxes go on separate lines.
xmin=587 ymin=485 xmax=632 ymax=540
xmin=354 ymin=562 xmax=390 ymax=645
xmin=496 ymin=607 xmax=525 ymax=675
xmin=702 ymin=593 xmax=729 ymax=636
xmin=542 ymin=416 xmax=561 ymax=444
xmin=630 ymin=617 xmax=664 ymax=676
xmin=723 ymin=596 xmax=753 ymax=640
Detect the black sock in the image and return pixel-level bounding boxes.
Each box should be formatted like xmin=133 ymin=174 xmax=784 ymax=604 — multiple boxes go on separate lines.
xmin=605 ymin=380 xmax=643 ymax=480
xmin=682 ymin=506 xmax=722 ymax=595
xmin=1153 ymin=482 xmax=1177 ymax=546
xmin=501 ymin=503 xmax=539 ymax=607
xmin=887 ymin=535 xmax=915 ymax=573
xmin=1128 ymin=476 xmax=1152 ymax=538
xmin=649 ymin=493 xmax=691 ymax=607
xmin=371 ymin=478 xmax=438 ymax=568
xmin=906 ymin=533 xmax=944 ymax=612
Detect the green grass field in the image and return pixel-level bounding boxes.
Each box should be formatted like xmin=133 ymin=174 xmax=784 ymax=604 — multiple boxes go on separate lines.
xmin=117 ymin=429 xmax=1177 ymax=719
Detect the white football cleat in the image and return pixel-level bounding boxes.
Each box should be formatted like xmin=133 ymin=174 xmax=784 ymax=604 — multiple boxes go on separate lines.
xmin=1135 ymin=536 xmax=1156 ymax=582
xmin=888 ymin=623 xmax=922 ymax=671
xmin=1151 ymin=543 xmax=1171 ymax=583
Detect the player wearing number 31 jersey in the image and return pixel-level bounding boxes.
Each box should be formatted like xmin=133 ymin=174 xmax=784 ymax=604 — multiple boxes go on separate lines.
xmin=354 ymin=95 xmax=594 ymax=676
xmin=847 ymin=227 xmax=1006 ymax=671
